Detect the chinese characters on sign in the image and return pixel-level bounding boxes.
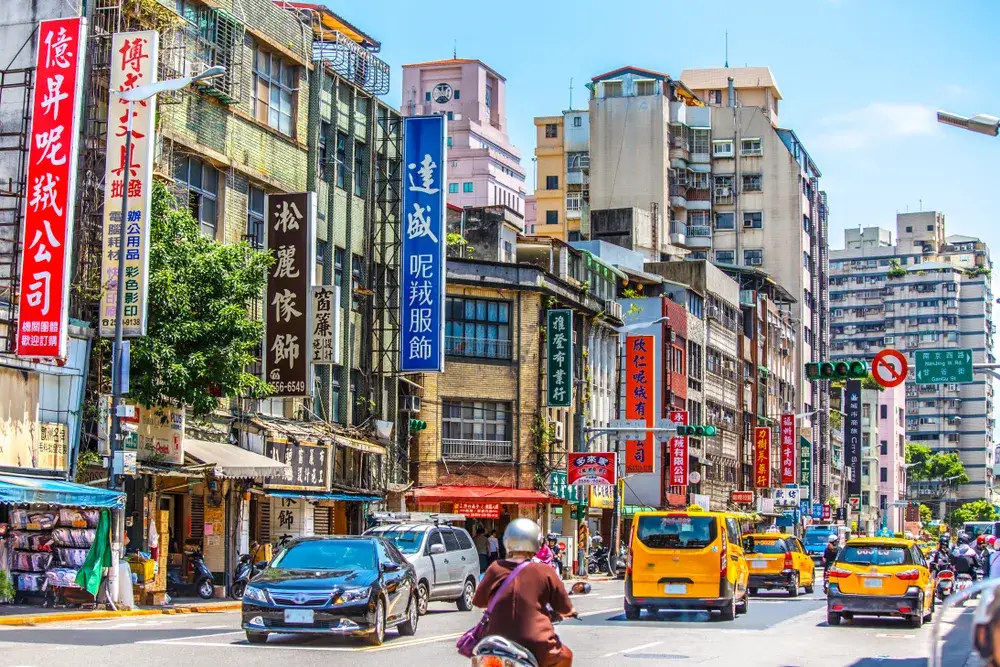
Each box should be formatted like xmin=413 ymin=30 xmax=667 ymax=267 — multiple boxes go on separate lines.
xmin=668 ymin=410 xmax=688 ymax=486
xmin=625 ymin=335 xmax=654 ymax=474
xmin=546 ymin=309 xmax=573 ymax=407
xmin=264 ymin=440 xmax=329 ymax=491
xmin=453 ymin=502 xmax=501 ymax=519
xmin=754 ymin=427 xmax=771 ymax=489
xmin=38 ymin=422 xmax=69 ymax=471
xmin=780 ymin=413 xmax=796 ymax=485
xmin=125 ymin=404 xmax=184 ymax=464
xmin=799 ymin=436 xmax=812 ymax=500
xmin=16 ymin=17 xmax=86 ymax=360
xmin=400 ymin=115 xmax=447 ymax=372
xmin=567 ymin=452 xmax=616 ymax=486
xmin=265 ymin=192 xmax=315 ymax=397
xmin=311 ymin=286 xmax=341 ymax=364
xmin=547 ymin=471 xmax=583 ymax=504
xmin=845 ymin=379 xmax=862 ymax=496
xmin=99 ymin=30 xmax=159 ymax=338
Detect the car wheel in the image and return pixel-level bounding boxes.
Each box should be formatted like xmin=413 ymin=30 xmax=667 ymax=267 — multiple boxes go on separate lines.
xmin=416 ymin=581 xmax=429 ymax=616
xmin=398 ymin=596 xmax=418 ymax=636
xmin=827 ymin=611 xmax=841 ymax=626
xmin=457 ymin=578 xmax=475 ymax=611
xmin=718 ymin=596 xmax=737 ymax=621
xmin=787 ymin=573 xmax=799 ymax=598
xmin=748 ymin=587 xmax=758 ymax=596
xmin=804 ymin=583 xmax=815 ymax=594
xmin=737 ymin=591 xmax=749 ymax=615
xmin=624 ymin=602 xmax=640 ymax=620
xmin=198 ymin=578 xmax=215 ymax=600
xmin=230 ymin=581 xmax=246 ymax=600
xmin=246 ymin=632 xmax=268 ymax=644
xmin=367 ymin=598 xmax=386 ymax=646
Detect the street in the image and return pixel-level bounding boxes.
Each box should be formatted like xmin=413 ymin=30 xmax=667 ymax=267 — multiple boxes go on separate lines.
xmin=0 ymin=579 xmax=981 ymax=667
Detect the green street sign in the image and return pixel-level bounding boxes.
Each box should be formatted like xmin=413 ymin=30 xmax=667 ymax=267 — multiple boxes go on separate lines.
xmin=546 ymin=309 xmax=573 ymax=407
xmin=123 ymin=427 xmax=138 ymax=451
xmin=548 ymin=471 xmax=583 ymax=504
xmin=799 ymin=436 xmax=812 ymax=500
xmin=914 ymin=348 xmax=974 ymax=384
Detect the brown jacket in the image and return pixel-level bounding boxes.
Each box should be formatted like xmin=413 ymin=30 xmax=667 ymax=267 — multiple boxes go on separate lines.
xmin=473 ymin=559 xmax=573 ymax=664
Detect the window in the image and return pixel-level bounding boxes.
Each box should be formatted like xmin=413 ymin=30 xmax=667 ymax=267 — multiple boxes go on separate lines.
xmin=687 ymin=293 xmax=703 ymax=319
xmin=803 ymin=252 xmax=809 ymax=268
xmin=687 ymin=341 xmax=703 ymax=380
xmin=712 ymin=140 xmax=734 ymax=157
xmin=635 ymin=79 xmax=655 ymax=96
xmin=545 ymin=123 xmax=558 ymax=138
xmin=715 ymin=250 xmax=735 ymax=264
xmin=880 ymin=467 xmax=888 ymax=483
xmin=670 ymin=345 xmax=683 ymax=374
xmin=253 ymin=45 xmax=296 ymax=136
xmin=741 ymin=138 xmax=762 ymax=156
xmin=566 ymin=194 xmax=581 ymax=211
xmin=455 ymin=529 xmax=473 ymax=551
xmin=708 ymin=89 xmax=722 ymax=105
xmin=603 ymin=80 xmax=623 ymax=98
xmin=354 ymin=142 xmax=367 ymax=197
xmin=352 ymin=254 xmax=363 ymax=309
xmin=463 ymin=182 xmax=473 ymax=193
xmin=927 ymin=225 xmax=933 ymax=231
xmin=315 ymin=240 xmax=327 ymax=285
xmin=546 ymin=210 xmax=558 ymax=225
xmin=448 ymin=183 xmax=458 ymax=194
xmin=715 ymin=212 xmax=735 ymax=230
xmin=446 ymin=111 xmax=454 ymax=121
xmin=318 ymin=121 xmax=329 ymax=167
xmin=690 ymin=172 xmax=710 ymax=189
xmin=546 ymin=175 xmax=559 ymax=190
xmin=862 ymin=404 xmax=870 ymax=419
xmin=880 ymin=440 xmax=888 ymax=456
xmin=335 ymin=132 xmax=348 ymax=189
xmin=742 ymin=174 xmax=762 ymax=192
xmin=425 ymin=91 xmax=431 ymax=101
xmin=906 ymin=226 xmax=913 ymax=232
xmin=247 ymin=185 xmax=265 ymax=249
xmin=880 ymin=405 xmax=888 ymax=420
xmin=691 ymin=129 xmax=710 ymax=154
xmin=173 ymin=156 xmax=218 ymax=238
xmin=445 ymin=296 xmax=511 ymax=359
xmin=572 ymin=115 xmax=582 ymax=127
xmin=743 ymin=249 xmax=763 ymax=266
xmin=334 ymin=247 xmax=344 ymax=287
xmin=447 ymin=137 xmax=453 ymax=148
xmin=442 ymin=400 xmax=510 ymax=441
xmin=441 ymin=530 xmax=461 ymax=552
xmin=743 ymin=212 xmax=763 ymax=229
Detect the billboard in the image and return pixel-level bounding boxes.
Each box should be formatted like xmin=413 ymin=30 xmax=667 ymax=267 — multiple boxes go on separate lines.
xmin=311 ymin=285 xmax=341 ymax=364
xmin=624 ymin=335 xmax=654 ymax=474
xmin=846 ymin=379 xmax=862 ymax=496
xmin=546 ymin=309 xmax=573 ymax=407
xmin=567 ymin=452 xmax=616 ymax=486
xmin=754 ymin=427 xmax=771 ymax=489
xmin=668 ymin=409 xmax=688 ymax=486
xmin=780 ymin=413 xmax=796 ymax=484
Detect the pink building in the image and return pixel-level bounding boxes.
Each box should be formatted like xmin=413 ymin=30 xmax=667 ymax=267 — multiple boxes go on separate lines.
xmin=401 ymin=58 xmax=527 ymax=222
xmin=525 ymin=195 xmax=536 ymax=234
xmin=878 ymin=383 xmax=907 ymax=532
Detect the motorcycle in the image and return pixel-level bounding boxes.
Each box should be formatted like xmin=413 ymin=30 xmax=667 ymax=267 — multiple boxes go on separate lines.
xmin=471 ymin=609 xmax=578 ymax=667
xmin=167 ymin=549 xmax=215 ymax=600
xmin=954 ymin=573 xmax=974 ymax=597
xmin=587 ymin=546 xmax=615 ymax=577
xmin=935 ymin=568 xmax=955 ymax=601
xmin=230 ymin=542 xmax=267 ymax=599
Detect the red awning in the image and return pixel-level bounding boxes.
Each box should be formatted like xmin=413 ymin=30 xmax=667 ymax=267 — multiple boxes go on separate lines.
xmin=410 ymin=485 xmax=559 ymax=505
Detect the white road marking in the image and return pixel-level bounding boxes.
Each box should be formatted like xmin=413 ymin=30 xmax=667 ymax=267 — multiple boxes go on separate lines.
xmin=360 ymin=632 xmax=464 ymax=652
xmin=577 ymin=607 xmax=622 ymax=618
xmin=140 ymin=640 xmax=359 ymax=651
xmin=600 ymin=641 xmax=662 ymax=658
xmin=140 ymin=630 xmax=464 ymax=653
xmin=138 ymin=630 xmax=245 ymax=644
xmin=600 ymin=594 xmax=622 ymax=599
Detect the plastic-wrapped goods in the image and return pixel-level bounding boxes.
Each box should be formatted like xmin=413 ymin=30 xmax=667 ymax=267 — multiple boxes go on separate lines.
xmin=9 ymin=532 xmax=31 ymax=550
xmin=12 ymin=550 xmax=53 ymax=572
xmin=17 ymin=572 xmax=48 ymax=592
xmin=51 ymin=528 xmax=96 ymax=548
xmin=8 ymin=510 xmax=57 ymax=530
xmin=7 ymin=532 xmax=53 ymax=551
xmin=58 ymin=509 xmax=99 ymax=528
xmin=45 ymin=568 xmax=80 ymax=589
xmin=56 ymin=548 xmax=89 ymax=568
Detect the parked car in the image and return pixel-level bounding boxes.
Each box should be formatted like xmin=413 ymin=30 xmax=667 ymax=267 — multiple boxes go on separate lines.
xmin=241 ymin=536 xmax=418 ymax=646
xmin=366 ymin=522 xmax=479 ymax=615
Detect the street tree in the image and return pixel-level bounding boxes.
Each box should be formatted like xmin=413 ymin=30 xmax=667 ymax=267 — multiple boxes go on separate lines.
xmin=126 ymin=181 xmax=272 ymax=417
xmin=919 ymin=503 xmax=933 ymax=525
xmin=949 ymin=500 xmax=998 ymax=529
xmin=906 ymin=443 xmax=970 ymax=487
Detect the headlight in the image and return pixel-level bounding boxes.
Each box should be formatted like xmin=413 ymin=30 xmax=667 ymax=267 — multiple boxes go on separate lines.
xmin=334 ymin=586 xmax=371 ymax=605
xmin=243 ymin=586 xmax=268 ymax=604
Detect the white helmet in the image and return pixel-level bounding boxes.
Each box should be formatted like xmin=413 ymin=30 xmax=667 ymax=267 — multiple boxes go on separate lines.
xmin=828 ymin=534 xmax=839 ymax=543
xmin=503 ymin=518 xmax=543 ymax=554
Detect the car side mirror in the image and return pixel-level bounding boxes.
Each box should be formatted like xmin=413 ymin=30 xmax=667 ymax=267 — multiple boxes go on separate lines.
xmin=429 ymin=543 xmax=446 ymax=555
xmin=381 ymin=561 xmax=401 ymax=573
xmin=743 ymin=537 xmax=755 ymax=553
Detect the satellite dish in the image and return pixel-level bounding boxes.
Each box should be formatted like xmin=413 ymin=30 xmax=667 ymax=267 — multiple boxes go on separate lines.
xmin=688 ymin=471 xmax=702 ymax=484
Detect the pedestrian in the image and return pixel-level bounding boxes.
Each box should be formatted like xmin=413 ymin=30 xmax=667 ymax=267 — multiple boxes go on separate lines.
xmin=488 ymin=529 xmax=500 ymax=564
xmin=474 ymin=526 xmax=490 ymax=572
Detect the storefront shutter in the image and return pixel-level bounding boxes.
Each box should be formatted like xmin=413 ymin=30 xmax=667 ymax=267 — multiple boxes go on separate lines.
xmin=190 ymin=495 xmax=204 ymax=539
xmin=258 ymin=498 xmax=271 ymax=544
xmin=313 ymin=506 xmax=332 ymax=535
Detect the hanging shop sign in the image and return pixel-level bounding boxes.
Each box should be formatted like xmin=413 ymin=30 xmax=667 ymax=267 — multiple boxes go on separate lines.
xmin=454 ymin=502 xmax=501 ymax=519
xmin=799 ymin=436 xmax=812 ymax=500
xmin=730 ymin=490 xmax=754 ymax=504
xmin=625 ymin=335 xmax=655 ymax=474
xmin=264 ymin=192 xmax=315 ymax=397
xmin=264 ymin=440 xmax=329 ymax=491
xmin=99 ymin=30 xmax=159 ymax=338
xmin=127 ymin=404 xmax=184 ymax=464
xmin=754 ymin=427 xmax=771 ymax=489
xmin=546 ymin=309 xmax=573 ymax=407
xmin=668 ymin=410 xmax=688 ymax=486
xmin=567 ymin=452 xmax=616 ymax=486
xmin=589 ymin=483 xmax=615 ymax=510
xmin=400 ymin=114 xmax=446 ymax=372
xmin=16 ymin=17 xmax=87 ymax=359
xmin=845 ymin=379 xmax=862 ymax=497
xmin=38 ymin=422 xmax=68 ymax=471
xmin=547 ymin=470 xmax=583 ymax=504
xmin=311 ymin=285 xmax=341 ymax=364
xmin=780 ymin=413 xmax=796 ymax=485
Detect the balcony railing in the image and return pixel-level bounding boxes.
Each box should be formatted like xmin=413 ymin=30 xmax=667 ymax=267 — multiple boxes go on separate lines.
xmin=445 ymin=336 xmax=511 ymax=360
xmin=442 ymin=439 xmax=513 ymax=462
xmin=688 ymin=225 xmax=712 ymax=238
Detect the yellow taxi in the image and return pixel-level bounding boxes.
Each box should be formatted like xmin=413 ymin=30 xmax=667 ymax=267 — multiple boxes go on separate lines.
xmin=744 ymin=532 xmax=816 ymax=597
xmin=624 ymin=510 xmax=749 ymax=621
xmin=826 ymin=537 xmax=935 ymax=628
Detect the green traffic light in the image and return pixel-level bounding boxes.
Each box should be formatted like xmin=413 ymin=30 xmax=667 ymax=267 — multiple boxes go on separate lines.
xmin=849 ymin=360 xmax=868 ymax=378
xmin=703 ymin=425 xmax=717 ymax=437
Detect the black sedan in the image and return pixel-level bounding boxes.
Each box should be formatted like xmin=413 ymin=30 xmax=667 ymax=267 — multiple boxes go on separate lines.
xmin=241 ymin=536 xmax=418 ymax=645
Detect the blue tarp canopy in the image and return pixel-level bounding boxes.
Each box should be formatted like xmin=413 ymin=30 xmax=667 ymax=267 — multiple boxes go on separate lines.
xmin=269 ymin=490 xmax=382 ymax=503
xmin=0 ymin=473 xmax=125 ymax=508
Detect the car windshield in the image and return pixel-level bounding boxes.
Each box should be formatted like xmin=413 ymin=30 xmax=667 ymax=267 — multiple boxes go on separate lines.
xmin=804 ymin=530 xmax=835 ymax=545
xmin=271 ymin=540 xmax=376 ymax=571
xmin=636 ymin=515 xmax=716 ymax=549
xmin=375 ymin=529 xmax=423 ymax=554
xmin=750 ymin=539 xmax=786 ymax=554
xmin=838 ymin=545 xmax=911 ymax=567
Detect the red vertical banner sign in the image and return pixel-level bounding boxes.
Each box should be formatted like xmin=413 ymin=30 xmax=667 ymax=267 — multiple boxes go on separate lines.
xmin=780 ymin=413 xmax=796 ymax=484
xmin=625 ymin=335 xmax=654 ymax=474
xmin=668 ymin=410 xmax=688 ymax=486
xmin=754 ymin=427 xmax=771 ymax=489
xmin=16 ymin=17 xmax=86 ymax=359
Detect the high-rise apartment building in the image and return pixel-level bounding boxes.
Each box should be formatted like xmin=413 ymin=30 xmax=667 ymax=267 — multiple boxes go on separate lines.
xmin=829 ymin=213 xmax=995 ymax=503
xmin=401 ymin=58 xmax=527 ymax=219
xmin=878 ymin=384 xmax=907 ymax=532
xmin=532 ymin=110 xmax=590 ymax=241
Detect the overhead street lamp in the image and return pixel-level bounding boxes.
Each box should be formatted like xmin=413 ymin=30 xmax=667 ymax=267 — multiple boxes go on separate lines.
xmin=937 ymin=110 xmax=1000 ymax=137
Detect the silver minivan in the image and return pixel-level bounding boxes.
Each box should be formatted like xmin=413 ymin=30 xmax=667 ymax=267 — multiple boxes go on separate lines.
xmin=365 ymin=523 xmax=479 ymax=615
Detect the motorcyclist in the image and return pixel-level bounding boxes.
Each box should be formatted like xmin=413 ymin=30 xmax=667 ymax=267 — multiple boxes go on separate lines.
xmin=473 ymin=518 xmax=575 ymax=667
xmin=953 ymin=533 xmax=980 ymax=581
xmin=823 ymin=534 xmax=840 ymax=569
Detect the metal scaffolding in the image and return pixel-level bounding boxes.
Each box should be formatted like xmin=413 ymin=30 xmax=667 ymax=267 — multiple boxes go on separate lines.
xmin=0 ymin=68 xmax=32 ymax=353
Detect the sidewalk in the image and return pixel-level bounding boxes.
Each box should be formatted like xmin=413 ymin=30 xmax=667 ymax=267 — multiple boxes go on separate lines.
xmin=0 ymin=598 xmax=241 ymax=626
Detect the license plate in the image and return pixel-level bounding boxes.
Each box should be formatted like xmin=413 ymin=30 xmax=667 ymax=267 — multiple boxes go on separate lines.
xmin=863 ymin=578 xmax=883 ymax=589
xmin=664 ymin=584 xmax=687 ymax=595
xmin=751 ymin=560 xmax=768 ymax=569
xmin=284 ymin=609 xmax=314 ymax=624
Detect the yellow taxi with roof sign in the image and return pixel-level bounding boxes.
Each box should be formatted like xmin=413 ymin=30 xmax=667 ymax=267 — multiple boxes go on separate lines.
xmin=744 ymin=532 xmax=816 ymax=596
xmin=826 ymin=537 xmax=935 ymax=628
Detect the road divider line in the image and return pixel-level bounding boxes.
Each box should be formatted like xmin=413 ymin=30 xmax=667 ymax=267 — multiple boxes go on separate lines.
xmin=577 ymin=607 xmax=622 ymax=618
xmin=599 ymin=594 xmax=622 ymax=599
xmin=600 ymin=640 xmax=662 ymax=658
xmin=139 ymin=640 xmax=358 ymax=651
xmin=359 ymin=632 xmax=464 ymax=652
xmin=137 ymin=630 xmax=245 ymax=644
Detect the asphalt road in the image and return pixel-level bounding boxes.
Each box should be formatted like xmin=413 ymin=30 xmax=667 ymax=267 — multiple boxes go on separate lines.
xmin=0 ymin=579 xmax=980 ymax=666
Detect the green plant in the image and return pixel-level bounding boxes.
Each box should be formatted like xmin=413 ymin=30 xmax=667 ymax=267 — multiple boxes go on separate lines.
xmin=949 ymin=500 xmax=997 ymax=528
xmin=968 ymin=266 xmax=992 ymax=278
xmin=906 ymin=442 xmax=969 ymax=486
xmin=919 ymin=503 xmax=933 ymax=524
xmin=580 ymin=280 xmax=590 ymax=296
xmin=827 ymin=495 xmax=839 ymax=509
xmin=625 ymin=303 xmax=643 ymax=316
xmin=887 ymin=259 xmax=907 ymax=279
xmin=445 ymin=232 xmax=475 ymax=258
xmin=75 ymin=449 xmax=103 ymax=483
xmin=0 ymin=570 xmax=14 ymax=603
xmin=622 ymin=288 xmax=640 ymax=299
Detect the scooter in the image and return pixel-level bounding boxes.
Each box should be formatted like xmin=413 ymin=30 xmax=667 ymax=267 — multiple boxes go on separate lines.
xmin=230 ymin=542 xmax=267 ymax=599
xmin=935 ymin=569 xmax=955 ymax=601
xmin=587 ymin=546 xmax=615 ymax=577
xmin=472 ymin=610 xmax=578 ymax=667
xmin=167 ymin=549 xmax=215 ymax=600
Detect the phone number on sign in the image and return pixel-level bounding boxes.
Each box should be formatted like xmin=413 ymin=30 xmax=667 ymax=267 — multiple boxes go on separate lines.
xmin=269 ymin=381 xmax=306 ymax=393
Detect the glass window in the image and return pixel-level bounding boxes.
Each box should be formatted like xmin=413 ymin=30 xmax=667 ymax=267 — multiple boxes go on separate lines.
xmin=712 ymin=140 xmax=734 ymax=157
xmin=315 ymin=239 xmax=327 ymax=285
xmin=546 ymin=175 xmax=559 ymax=190
xmin=691 ymin=129 xmax=710 ymax=154
xmin=441 ymin=529 xmax=461 ymax=552
xmin=740 ymin=138 xmax=762 ymax=156
xmin=441 ymin=400 xmax=510 ymax=441
xmin=373 ymin=529 xmax=423 ymax=555
xmin=743 ymin=212 xmax=763 ymax=229
xmin=336 ymin=132 xmax=348 ymax=189
xmin=545 ymin=123 xmax=558 ymax=138
xmin=253 ymin=44 xmax=296 ymax=136
xmin=449 ymin=183 xmax=458 ymax=194
xmin=454 ymin=89 xmax=460 ymax=100
xmin=427 ymin=530 xmax=444 ymax=550
xmin=445 ymin=296 xmax=511 ymax=359
xmin=455 ymin=530 xmax=474 ymax=551
xmin=742 ymin=174 xmax=763 ymax=192
xmin=247 ymin=185 xmax=265 ymax=249
xmin=744 ymin=249 xmax=763 ymax=266
xmin=352 ymin=253 xmax=363 ymax=309
xmin=572 ymin=115 xmax=582 ymax=127
xmin=636 ymin=515 xmax=717 ymax=550
xmin=463 ymin=182 xmax=473 ymax=193
xmin=715 ymin=250 xmax=735 ymax=264
xmin=174 ymin=156 xmax=219 ymax=238
xmin=354 ymin=142 xmax=367 ymax=197
xmin=838 ymin=545 xmax=911 ymax=566
xmin=271 ymin=539 xmax=375 ymax=571
xmin=748 ymin=539 xmax=787 ymax=554
xmin=334 ymin=246 xmax=344 ymax=287
xmin=715 ymin=212 xmax=735 ymax=230
xmin=546 ymin=210 xmax=558 ymax=225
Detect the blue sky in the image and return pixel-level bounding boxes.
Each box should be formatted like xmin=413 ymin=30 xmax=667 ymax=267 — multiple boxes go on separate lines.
xmin=339 ymin=0 xmax=1000 ymax=256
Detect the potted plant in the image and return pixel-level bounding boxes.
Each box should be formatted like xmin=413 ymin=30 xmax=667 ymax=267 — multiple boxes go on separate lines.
xmin=0 ymin=570 xmax=15 ymax=604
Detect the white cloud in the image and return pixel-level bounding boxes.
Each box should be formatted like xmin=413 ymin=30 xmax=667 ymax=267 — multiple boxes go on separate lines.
xmin=814 ymin=102 xmax=939 ymax=151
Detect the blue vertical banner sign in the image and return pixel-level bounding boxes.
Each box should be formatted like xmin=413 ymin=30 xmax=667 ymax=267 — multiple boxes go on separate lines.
xmin=401 ymin=115 xmax=447 ymax=372
xmin=846 ymin=379 xmax=862 ymax=497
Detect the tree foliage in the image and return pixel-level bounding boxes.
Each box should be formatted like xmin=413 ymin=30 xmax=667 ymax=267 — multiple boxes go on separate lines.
xmin=918 ymin=504 xmax=933 ymax=524
xmin=949 ymin=500 xmax=998 ymax=528
xmin=905 ymin=443 xmax=970 ymax=485
xmin=126 ymin=181 xmax=272 ymax=417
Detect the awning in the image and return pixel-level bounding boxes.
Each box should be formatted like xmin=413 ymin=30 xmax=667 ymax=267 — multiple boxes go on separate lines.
xmin=0 ymin=473 xmax=125 ymax=508
xmin=184 ymin=439 xmax=291 ymax=479
xmin=410 ymin=485 xmax=558 ymax=505
xmin=269 ymin=490 xmax=383 ymax=503
xmin=336 ymin=436 xmax=386 ymax=457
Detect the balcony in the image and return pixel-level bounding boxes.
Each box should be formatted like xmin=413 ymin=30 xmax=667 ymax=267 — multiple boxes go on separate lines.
xmin=445 ymin=336 xmax=512 ymax=360
xmin=669 ymin=221 xmax=686 ymax=246
xmin=686 ymin=225 xmax=712 ymax=250
xmin=669 ymin=184 xmax=688 ymax=208
xmin=686 ymin=188 xmax=711 ymax=210
xmin=442 ymin=439 xmax=513 ymax=462
xmin=566 ymin=171 xmax=587 ymax=186
xmin=714 ymin=188 xmax=734 ymax=206
xmin=669 ymin=135 xmax=690 ymax=160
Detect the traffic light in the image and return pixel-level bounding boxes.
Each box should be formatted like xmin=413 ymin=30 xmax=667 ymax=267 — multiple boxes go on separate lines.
xmin=676 ymin=425 xmax=718 ymax=437
xmin=805 ymin=360 xmax=868 ymax=381
xmin=409 ymin=418 xmax=427 ymax=431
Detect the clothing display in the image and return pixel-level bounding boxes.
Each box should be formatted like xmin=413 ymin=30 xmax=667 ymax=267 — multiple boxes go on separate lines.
xmin=4 ymin=505 xmax=100 ymax=600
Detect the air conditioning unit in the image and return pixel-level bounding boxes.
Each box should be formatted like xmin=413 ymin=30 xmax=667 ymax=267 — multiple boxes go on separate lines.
xmin=717 ymin=186 xmax=731 ymax=197
xmin=401 ymin=395 xmax=421 ymax=413
xmin=669 ymin=330 xmax=677 ymax=343
xmin=553 ymin=421 xmax=565 ymax=442
xmin=748 ymin=257 xmax=762 ymax=267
